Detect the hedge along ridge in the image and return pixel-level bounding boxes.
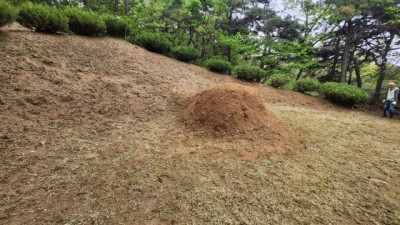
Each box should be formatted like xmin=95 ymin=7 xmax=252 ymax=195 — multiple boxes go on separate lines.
xmin=265 ymin=74 xmax=293 ymax=89
xmin=0 ymin=0 xmax=19 ymax=28
xmin=17 ymin=2 xmax=68 ymax=33
xmin=64 ymin=7 xmax=106 ymax=36
xmin=171 ymin=45 xmax=201 ymax=62
xmin=205 ymin=59 xmax=232 ymax=74
xmin=319 ymin=82 xmax=370 ymax=106
xmin=102 ymin=14 xmax=130 ymax=37
xmin=234 ymin=65 xmax=267 ymax=82
xmin=132 ymin=32 xmax=172 ymax=55
xmin=294 ymin=78 xmax=319 ymax=93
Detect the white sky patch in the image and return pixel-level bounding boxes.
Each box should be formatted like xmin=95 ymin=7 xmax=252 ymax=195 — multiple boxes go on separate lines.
xmin=270 ymin=0 xmax=305 ymax=23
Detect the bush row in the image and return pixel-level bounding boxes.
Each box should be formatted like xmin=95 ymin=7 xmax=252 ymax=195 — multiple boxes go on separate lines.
xmin=131 ymin=32 xmax=172 ymax=55
xmin=293 ymin=78 xmax=319 ymax=93
xmin=234 ymin=65 xmax=266 ymax=82
xmin=206 ymin=59 xmax=232 ymax=74
xmin=319 ymin=82 xmax=370 ymax=106
xmin=0 ymin=0 xmax=19 ymax=28
xmin=11 ymin=2 xmax=128 ymax=36
xmin=6 ymin=2 xmax=371 ymax=107
xmin=17 ymin=2 xmax=68 ymax=33
xmin=265 ymin=74 xmax=293 ymax=89
xmin=264 ymin=76 xmax=369 ymax=106
xmin=64 ymin=7 xmax=106 ymax=36
xmin=172 ymin=45 xmax=201 ymax=62
xmin=103 ymin=14 xmax=130 ymax=37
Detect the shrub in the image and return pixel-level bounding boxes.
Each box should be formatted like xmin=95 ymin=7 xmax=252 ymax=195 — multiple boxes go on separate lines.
xmin=234 ymin=65 xmax=267 ymax=82
xmin=132 ymin=32 xmax=172 ymax=55
xmin=294 ymin=78 xmax=319 ymax=93
xmin=265 ymin=74 xmax=292 ymax=89
xmin=64 ymin=7 xmax=106 ymax=36
xmin=206 ymin=59 xmax=232 ymax=74
xmin=102 ymin=14 xmax=130 ymax=37
xmin=17 ymin=2 xmax=68 ymax=33
xmin=171 ymin=45 xmax=201 ymax=62
xmin=0 ymin=0 xmax=18 ymax=28
xmin=319 ymin=82 xmax=370 ymax=106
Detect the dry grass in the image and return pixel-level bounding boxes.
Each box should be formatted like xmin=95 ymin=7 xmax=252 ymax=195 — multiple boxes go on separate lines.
xmin=0 ymin=23 xmax=400 ymax=224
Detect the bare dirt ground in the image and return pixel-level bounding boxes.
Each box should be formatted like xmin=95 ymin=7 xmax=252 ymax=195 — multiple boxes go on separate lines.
xmin=1 ymin=23 xmax=400 ymax=224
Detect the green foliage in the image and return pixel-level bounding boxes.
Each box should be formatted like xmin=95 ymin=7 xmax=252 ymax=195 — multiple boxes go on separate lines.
xmin=319 ymin=82 xmax=370 ymax=106
xmin=171 ymin=45 xmax=201 ymax=62
xmin=17 ymin=2 xmax=68 ymax=33
xmin=102 ymin=14 xmax=130 ymax=37
xmin=294 ymin=78 xmax=319 ymax=93
xmin=132 ymin=32 xmax=172 ymax=55
xmin=265 ymin=74 xmax=293 ymax=89
xmin=265 ymin=41 xmax=323 ymax=77
xmin=234 ymin=65 xmax=267 ymax=82
xmin=64 ymin=7 xmax=106 ymax=36
xmin=216 ymin=32 xmax=256 ymax=66
xmin=205 ymin=59 xmax=232 ymax=74
xmin=0 ymin=0 xmax=18 ymax=28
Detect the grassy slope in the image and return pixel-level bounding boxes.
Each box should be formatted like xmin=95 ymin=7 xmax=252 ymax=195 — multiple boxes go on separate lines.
xmin=0 ymin=24 xmax=400 ymax=224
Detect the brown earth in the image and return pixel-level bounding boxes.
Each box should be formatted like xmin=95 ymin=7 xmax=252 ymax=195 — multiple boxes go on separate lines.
xmin=1 ymin=23 xmax=399 ymax=225
xmin=182 ymin=83 xmax=293 ymax=142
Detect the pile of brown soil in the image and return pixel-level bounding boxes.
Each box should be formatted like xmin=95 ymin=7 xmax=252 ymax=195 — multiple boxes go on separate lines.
xmin=183 ymin=83 xmax=291 ymax=139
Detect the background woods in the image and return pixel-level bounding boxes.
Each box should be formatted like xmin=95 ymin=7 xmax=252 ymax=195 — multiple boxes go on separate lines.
xmin=5 ymin=0 xmax=400 ymax=102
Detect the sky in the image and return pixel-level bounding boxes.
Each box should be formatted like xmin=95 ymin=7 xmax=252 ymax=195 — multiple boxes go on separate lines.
xmin=270 ymin=0 xmax=305 ymax=22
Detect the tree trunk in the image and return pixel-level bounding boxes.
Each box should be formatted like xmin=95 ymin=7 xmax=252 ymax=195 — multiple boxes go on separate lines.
xmin=373 ymin=32 xmax=395 ymax=101
xmin=347 ymin=67 xmax=353 ymax=85
xmin=123 ymin=0 xmax=128 ymax=15
xmin=328 ymin=36 xmax=341 ymax=81
xmin=227 ymin=46 xmax=232 ymax=63
xmin=340 ymin=42 xmax=351 ymax=83
xmin=375 ymin=66 xmax=386 ymax=100
xmin=259 ymin=46 xmax=267 ymax=69
xmin=187 ymin=27 xmax=194 ymax=46
xmin=347 ymin=50 xmax=355 ymax=85
xmin=339 ymin=19 xmax=353 ymax=83
xmin=296 ymin=69 xmax=303 ymax=80
xmin=113 ymin=0 xmax=119 ymax=15
xmin=353 ymin=57 xmax=362 ymax=88
xmin=201 ymin=36 xmax=206 ymax=59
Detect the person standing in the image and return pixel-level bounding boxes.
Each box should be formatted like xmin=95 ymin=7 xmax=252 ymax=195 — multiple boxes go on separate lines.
xmin=382 ymin=82 xmax=399 ymax=119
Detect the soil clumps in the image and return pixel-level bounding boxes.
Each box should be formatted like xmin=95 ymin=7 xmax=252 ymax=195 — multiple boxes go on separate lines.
xmin=183 ymin=83 xmax=291 ymax=139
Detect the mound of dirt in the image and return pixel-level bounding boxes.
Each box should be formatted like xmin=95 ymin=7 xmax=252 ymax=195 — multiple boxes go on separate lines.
xmin=183 ymin=83 xmax=291 ymax=139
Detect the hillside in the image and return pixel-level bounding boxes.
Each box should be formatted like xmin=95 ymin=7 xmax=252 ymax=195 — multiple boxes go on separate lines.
xmin=1 ymin=23 xmax=400 ymax=224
